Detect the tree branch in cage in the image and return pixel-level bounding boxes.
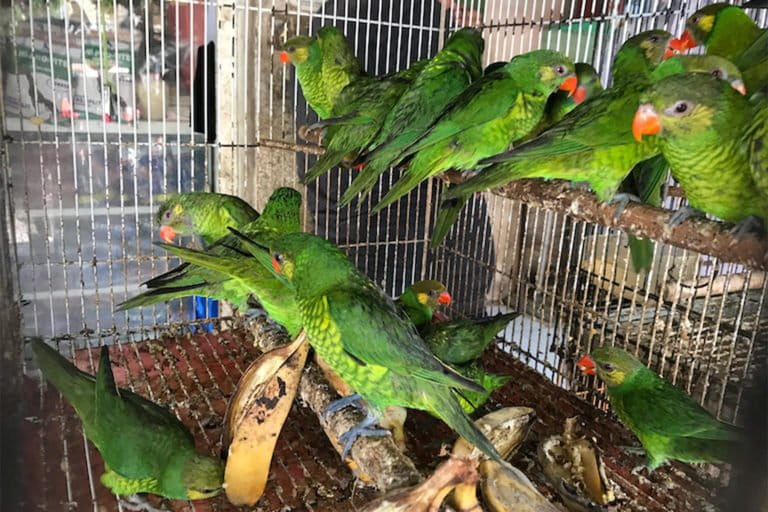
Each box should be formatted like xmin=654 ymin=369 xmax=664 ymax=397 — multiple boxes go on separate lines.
xmin=441 ymin=173 xmax=768 ymax=271
xmin=247 ymin=318 xmax=423 ymax=492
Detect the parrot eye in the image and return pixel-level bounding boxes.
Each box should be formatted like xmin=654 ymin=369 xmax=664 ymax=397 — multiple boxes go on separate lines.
xmin=692 ymin=15 xmax=701 ymax=23
xmin=602 ymin=363 xmax=615 ymax=371
xmin=554 ymin=65 xmax=566 ymax=76
xmin=666 ymin=101 xmax=692 ymax=116
xmin=273 ymin=252 xmax=284 ymax=264
xmin=710 ymin=69 xmax=723 ymax=79
xmin=287 ymin=46 xmax=295 ymax=52
xmin=648 ymin=35 xmax=659 ymax=43
xmin=165 ymin=211 xmax=172 ymax=219
xmin=428 ymin=289 xmax=437 ymax=297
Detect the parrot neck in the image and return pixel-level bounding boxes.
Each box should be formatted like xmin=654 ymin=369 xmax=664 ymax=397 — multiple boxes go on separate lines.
xmin=612 ymin=48 xmax=654 ymax=86
xmin=396 ymin=290 xmax=432 ymax=328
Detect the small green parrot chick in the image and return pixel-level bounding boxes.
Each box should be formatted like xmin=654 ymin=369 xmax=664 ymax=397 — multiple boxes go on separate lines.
xmin=578 ymin=346 xmax=740 ymax=470
xmin=31 ymin=339 xmax=224 ymax=500
xmin=156 ymin=192 xmax=259 ymax=245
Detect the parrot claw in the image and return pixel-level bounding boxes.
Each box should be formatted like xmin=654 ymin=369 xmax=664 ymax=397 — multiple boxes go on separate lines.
xmin=630 ymin=464 xmax=648 ymax=477
xmin=608 ymin=193 xmax=642 ymax=221
xmin=322 ymin=393 xmax=364 ymax=421
xmin=667 ymin=206 xmax=705 ymax=227
xmin=728 ymin=215 xmax=766 ymax=240
xmin=338 ymin=412 xmax=391 ymax=460
xmin=119 ymin=494 xmax=169 ymax=512
xmin=619 ymin=444 xmax=646 ymax=456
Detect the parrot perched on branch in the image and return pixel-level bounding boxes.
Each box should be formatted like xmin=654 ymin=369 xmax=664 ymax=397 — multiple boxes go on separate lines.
xmin=279 ymin=27 xmax=363 ymax=119
xmin=670 ymin=3 xmax=767 ymax=94
xmin=118 ymin=188 xmax=303 ymax=335
xmin=632 ymin=73 xmax=768 ymax=233
xmin=340 ymin=27 xmax=485 ymax=206
xmin=578 ymin=345 xmax=740 ymax=470
xmin=31 ymin=339 xmax=224 ymax=500
xmin=301 ymin=60 xmax=428 ymax=185
xmin=233 ymin=230 xmax=510 ymax=466
xmin=370 ymin=49 xmax=578 ymax=214
xmin=156 ymin=192 xmax=260 ymax=245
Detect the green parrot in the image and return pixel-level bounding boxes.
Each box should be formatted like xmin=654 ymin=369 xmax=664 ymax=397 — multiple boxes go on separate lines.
xmin=370 ymin=50 xmax=578 ymax=213
xmin=578 ymin=346 xmax=740 ymax=470
xmin=395 ymin=279 xmax=452 ymax=328
xmin=117 ymin=188 xmax=303 ymax=335
xmin=301 ymin=61 xmax=428 ymax=184
xmin=533 ymin=62 xmax=604 ymax=136
xmin=339 ymin=27 xmax=485 ymax=206
xmin=279 ymin=26 xmax=362 ymax=119
xmin=156 ymin=192 xmax=259 ymax=246
xmin=31 ymin=339 xmax=224 ymax=499
xmin=433 ymin=30 xmax=673 ymax=247
xmin=454 ymin=361 xmax=511 ymax=415
xmin=420 ymin=311 xmax=518 ymax=365
xmin=620 ymin=54 xmax=748 ymax=272
xmin=632 ymin=73 xmax=768 ymax=231
xmin=236 ymin=231 xmax=509 ymax=465
xmin=670 ymin=3 xmax=767 ymax=94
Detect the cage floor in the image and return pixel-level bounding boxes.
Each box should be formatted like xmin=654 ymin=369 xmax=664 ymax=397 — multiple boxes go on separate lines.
xmin=22 ymin=329 xmax=726 ymax=511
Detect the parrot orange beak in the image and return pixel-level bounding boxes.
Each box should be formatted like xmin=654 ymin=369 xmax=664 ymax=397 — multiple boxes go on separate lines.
xmin=159 ymin=225 xmax=177 ymax=243
xmin=663 ymin=47 xmax=677 ymax=59
xmin=577 ymin=355 xmax=596 ymax=376
xmin=732 ymin=80 xmax=747 ymax=96
xmin=279 ymin=51 xmax=291 ymax=64
xmin=632 ymin=104 xmax=661 ymax=142
xmin=559 ymin=76 xmax=578 ymax=97
xmin=669 ymin=30 xmax=697 ymax=52
xmin=573 ymin=86 xmax=588 ymax=105
xmin=353 ymin=162 xmax=365 ymax=171
xmin=432 ymin=310 xmax=450 ymax=323
xmin=437 ymin=291 xmax=452 ymax=305
xmin=271 ymin=257 xmax=282 ymax=274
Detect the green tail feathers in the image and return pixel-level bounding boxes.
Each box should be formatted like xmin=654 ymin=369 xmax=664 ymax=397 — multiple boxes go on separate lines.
xmin=31 ymin=339 xmax=95 ymax=411
xmin=304 ymin=148 xmax=349 ymax=184
xmin=430 ymin=193 xmax=468 ymax=248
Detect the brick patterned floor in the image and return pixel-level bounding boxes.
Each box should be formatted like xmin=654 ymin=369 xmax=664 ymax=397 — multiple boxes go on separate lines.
xmin=21 ymin=331 xmax=726 ymax=511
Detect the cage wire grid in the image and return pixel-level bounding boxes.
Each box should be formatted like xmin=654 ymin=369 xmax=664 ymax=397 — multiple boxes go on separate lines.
xmin=2 ymin=0 xmax=767 ymax=510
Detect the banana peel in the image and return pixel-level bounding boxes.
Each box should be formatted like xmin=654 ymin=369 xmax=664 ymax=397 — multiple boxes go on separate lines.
xmin=451 ymin=407 xmax=538 ymax=511
xmin=361 ymin=456 xmax=480 ymax=512
xmin=538 ymin=417 xmax=615 ymax=512
xmin=222 ymin=330 xmax=309 ymax=506
xmin=481 ymin=459 xmax=562 ymax=512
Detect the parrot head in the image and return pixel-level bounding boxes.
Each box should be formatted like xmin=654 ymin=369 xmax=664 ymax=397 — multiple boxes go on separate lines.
xmin=572 ymin=62 xmax=603 ymax=105
xmin=657 ymin=55 xmax=747 ymax=96
xmin=278 ymin=35 xmax=315 ymax=65
xmin=156 ymin=196 xmax=192 ymax=243
xmin=181 ymin=453 xmax=224 ymax=500
xmin=577 ymin=346 xmax=645 ymax=388
xmin=517 ymin=49 xmax=577 ymax=97
xmin=613 ymin=30 xmax=674 ymax=75
xmin=670 ymin=3 xmax=730 ymax=52
xmin=256 ymin=187 xmax=302 ymax=233
xmin=632 ymin=72 xmax=742 ymax=142
xmin=407 ymin=279 xmax=452 ymax=309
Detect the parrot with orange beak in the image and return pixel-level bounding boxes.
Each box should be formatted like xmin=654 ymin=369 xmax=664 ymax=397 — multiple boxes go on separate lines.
xmin=577 ymin=346 xmax=740 ymax=470
xmin=631 ymin=72 xmax=768 ymax=234
xmin=670 ymin=3 xmax=767 ymax=94
xmin=279 ymin=27 xmax=362 ymax=119
xmin=156 ymin=192 xmax=259 ymax=245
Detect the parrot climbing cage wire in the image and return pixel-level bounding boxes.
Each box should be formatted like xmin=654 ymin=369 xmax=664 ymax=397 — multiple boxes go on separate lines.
xmin=1 ymin=0 xmax=767 ymax=510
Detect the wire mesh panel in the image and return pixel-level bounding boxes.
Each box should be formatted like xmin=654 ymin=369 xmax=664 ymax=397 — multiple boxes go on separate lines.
xmin=2 ymin=0 xmax=767 ymax=510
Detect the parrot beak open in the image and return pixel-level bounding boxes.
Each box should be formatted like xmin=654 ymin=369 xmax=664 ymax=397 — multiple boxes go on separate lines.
xmin=573 ymin=86 xmax=588 ymax=105
xmin=559 ymin=76 xmax=578 ymax=97
xmin=632 ymin=104 xmax=661 ymax=142
xmin=577 ymin=355 xmax=596 ymax=376
xmin=669 ymin=30 xmax=697 ymax=52
xmin=159 ymin=225 xmax=177 ymax=243
xmin=437 ymin=291 xmax=452 ymax=305
xmin=732 ymin=80 xmax=747 ymax=96
xmin=432 ymin=310 xmax=450 ymax=323
xmin=279 ymin=51 xmax=291 ymax=64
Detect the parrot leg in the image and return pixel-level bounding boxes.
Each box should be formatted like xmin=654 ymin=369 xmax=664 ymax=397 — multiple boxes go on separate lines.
xmin=322 ymin=393 xmax=365 ymax=420
xmin=667 ymin=206 xmax=705 ymax=227
xmin=338 ymin=410 xmax=391 ymax=460
xmin=566 ymin=181 xmax=592 ymax=192
xmin=119 ymin=494 xmax=169 ymax=512
xmin=728 ymin=215 xmax=766 ymax=239
xmin=608 ymin=193 xmax=642 ymax=221
xmin=619 ymin=444 xmax=647 ymax=456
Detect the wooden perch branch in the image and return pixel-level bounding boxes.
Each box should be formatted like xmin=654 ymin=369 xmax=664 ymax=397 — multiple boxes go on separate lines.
xmin=441 ymin=173 xmax=768 ymax=271
xmin=298 ymin=363 xmax=423 ymax=491
xmin=248 ymin=319 xmax=422 ymax=492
